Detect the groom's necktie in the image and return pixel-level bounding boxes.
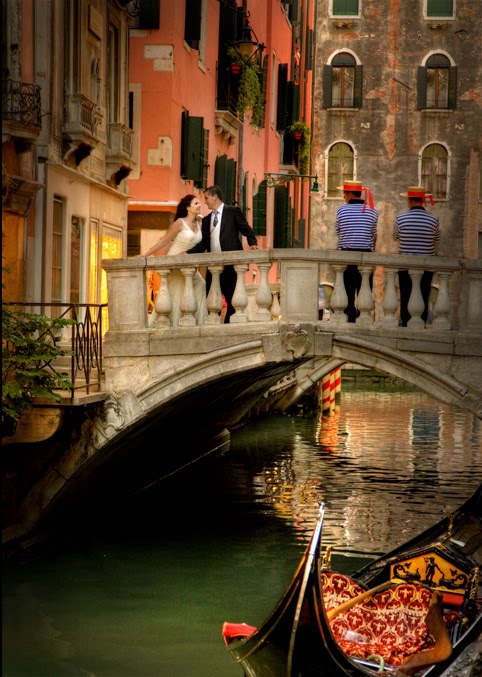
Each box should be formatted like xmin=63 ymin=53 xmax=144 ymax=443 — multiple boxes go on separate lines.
xmin=213 ymin=211 xmax=219 ymax=229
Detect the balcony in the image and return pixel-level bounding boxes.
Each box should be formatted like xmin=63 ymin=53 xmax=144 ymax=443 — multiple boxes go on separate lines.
xmin=1 ymin=79 xmax=41 ymax=147
xmin=106 ymin=122 xmax=135 ymax=184
xmin=63 ymin=93 xmax=101 ymax=164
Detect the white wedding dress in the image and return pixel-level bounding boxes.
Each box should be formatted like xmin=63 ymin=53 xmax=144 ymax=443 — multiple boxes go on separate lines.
xmin=150 ymin=219 xmax=207 ymax=327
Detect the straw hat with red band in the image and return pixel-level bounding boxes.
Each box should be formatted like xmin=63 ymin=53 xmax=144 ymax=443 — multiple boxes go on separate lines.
xmin=337 ymin=180 xmax=375 ymax=211
xmin=400 ymin=185 xmax=435 ymax=206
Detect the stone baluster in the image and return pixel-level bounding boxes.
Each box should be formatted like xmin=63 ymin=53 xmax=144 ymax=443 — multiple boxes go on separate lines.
xmin=329 ymin=265 xmax=348 ymax=323
xmin=255 ymin=263 xmax=273 ymax=321
xmin=432 ymin=271 xmax=451 ymax=330
xmin=271 ymin=291 xmax=281 ymax=320
xmin=179 ymin=267 xmax=197 ymax=326
xmin=205 ymin=265 xmax=223 ymax=325
xmin=357 ymin=265 xmax=374 ymax=325
xmin=230 ymin=264 xmax=249 ymax=323
xmin=407 ymin=269 xmax=425 ymax=328
xmin=382 ymin=267 xmax=399 ymax=328
xmin=152 ymin=269 xmax=172 ymax=327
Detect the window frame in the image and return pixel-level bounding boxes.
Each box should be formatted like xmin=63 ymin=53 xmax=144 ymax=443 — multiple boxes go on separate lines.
xmin=324 ymin=141 xmax=357 ymax=198
xmin=419 ymin=142 xmax=451 ymax=201
xmin=418 ymin=51 xmax=457 ymax=111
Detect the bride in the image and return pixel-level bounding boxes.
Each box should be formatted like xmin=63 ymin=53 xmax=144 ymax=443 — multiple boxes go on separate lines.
xmin=141 ymin=194 xmax=207 ymax=327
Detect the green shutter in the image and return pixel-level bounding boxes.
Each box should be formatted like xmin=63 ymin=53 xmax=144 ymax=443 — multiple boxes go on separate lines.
xmin=417 ymin=67 xmax=427 ymax=109
xmin=305 ymin=28 xmax=313 ymax=71
xmin=137 ymin=0 xmax=160 ymax=30
xmin=259 ymin=55 xmax=269 ymax=129
xmin=276 ymin=64 xmax=288 ymax=132
xmin=182 ymin=115 xmax=204 ymax=182
xmin=184 ymin=0 xmax=202 ymax=50
xmin=353 ymin=65 xmax=363 ymax=108
xmin=332 ymin=0 xmax=359 ymax=16
xmin=215 ymin=154 xmax=227 ymax=193
xmin=253 ymin=180 xmax=267 ymax=236
xmin=427 ymin=0 xmax=453 ymax=17
xmin=448 ymin=66 xmax=457 ymax=109
xmin=225 ymin=159 xmax=235 ymax=205
xmin=323 ymin=65 xmax=333 ymax=108
xmin=274 ymin=185 xmax=290 ymax=248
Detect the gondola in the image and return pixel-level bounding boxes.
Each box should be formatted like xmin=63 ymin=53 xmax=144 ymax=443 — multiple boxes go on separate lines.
xmin=222 ymin=484 xmax=481 ymax=676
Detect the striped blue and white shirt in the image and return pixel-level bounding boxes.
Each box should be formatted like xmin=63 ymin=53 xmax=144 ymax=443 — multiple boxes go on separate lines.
xmin=335 ymin=200 xmax=378 ymax=251
xmin=394 ymin=207 xmax=440 ymax=255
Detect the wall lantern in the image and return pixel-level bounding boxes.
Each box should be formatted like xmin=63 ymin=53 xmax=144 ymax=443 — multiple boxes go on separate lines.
xmin=228 ymin=1 xmax=265 ymax=66
xmin=265 ymin=173 xmax=319 ymax=193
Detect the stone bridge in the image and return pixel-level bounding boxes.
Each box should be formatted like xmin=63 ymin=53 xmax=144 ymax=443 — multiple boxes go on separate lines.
xmin=4 ymin=250 xmax=481 ymax=547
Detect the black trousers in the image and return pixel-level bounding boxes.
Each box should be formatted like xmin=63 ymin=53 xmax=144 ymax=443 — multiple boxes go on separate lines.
xmin=398 ymin=270 xmax=433 ymax=326
xmin=206 ymin=264 xmax=237 ymax=324
xmin=341 ymin=249 xmax=373 ymax=323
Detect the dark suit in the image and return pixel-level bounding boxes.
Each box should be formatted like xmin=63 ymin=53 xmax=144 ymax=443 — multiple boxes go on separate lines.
xmin=188 ymin=204 xmax=257 ymax=323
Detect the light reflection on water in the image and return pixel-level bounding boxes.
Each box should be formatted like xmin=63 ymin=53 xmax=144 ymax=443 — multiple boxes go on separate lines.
xmin=2 ymin=390 xmax=481 ymax=677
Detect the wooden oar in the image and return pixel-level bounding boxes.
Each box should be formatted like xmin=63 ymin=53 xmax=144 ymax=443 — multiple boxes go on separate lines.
xmin=327 ymin=581 xmax=393 ymax=620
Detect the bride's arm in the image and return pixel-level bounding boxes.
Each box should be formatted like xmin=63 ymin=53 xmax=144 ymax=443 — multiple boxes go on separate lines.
xmin=140 ymin=219 xmax=182 ymax=256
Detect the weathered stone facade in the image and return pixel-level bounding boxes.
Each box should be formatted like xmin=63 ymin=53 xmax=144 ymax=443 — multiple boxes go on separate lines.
xmin=310 ymin=0 xmax=482 ymax=261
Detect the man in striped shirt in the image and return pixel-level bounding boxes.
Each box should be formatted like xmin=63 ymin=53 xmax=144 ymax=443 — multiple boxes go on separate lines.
xmin=394 ymin=186 xmax=440 ymax=327
xmin=336 ymin=180 xmax=378 ymax=322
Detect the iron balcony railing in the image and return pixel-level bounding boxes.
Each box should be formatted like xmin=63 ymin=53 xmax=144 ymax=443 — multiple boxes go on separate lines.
xmin=1 ymin=78 xmax=42 ymax=127
xmin=4 ymin=302 xmax=106 ymax=399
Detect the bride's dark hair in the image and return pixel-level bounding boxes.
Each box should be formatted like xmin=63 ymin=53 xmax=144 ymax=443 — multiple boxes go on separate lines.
xmin=174 ymin=194 xmax=196 ymax=220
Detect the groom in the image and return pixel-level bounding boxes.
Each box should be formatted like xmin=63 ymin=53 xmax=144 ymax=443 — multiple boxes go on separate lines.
xmin=188 ymin=185 xmax=258 ymax=323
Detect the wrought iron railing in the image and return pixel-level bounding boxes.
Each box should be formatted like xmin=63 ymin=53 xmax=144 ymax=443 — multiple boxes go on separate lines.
xmin=1 ymin=78 xmax=42 ymax=127
xmin=4 ymin=302 xmax=106 ymax=398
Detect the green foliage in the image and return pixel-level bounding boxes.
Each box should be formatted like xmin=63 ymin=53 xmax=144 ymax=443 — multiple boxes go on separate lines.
xmin=2 ymin=299 xmax=74 ymax=436
xmin=288 ymin=121 xmax=311 ymax=175
xmin=228 ymin=49 xmax=264 ymax=128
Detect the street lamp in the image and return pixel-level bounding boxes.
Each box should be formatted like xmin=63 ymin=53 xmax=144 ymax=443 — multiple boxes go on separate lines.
xmin=265 ymin=173 xmax=319 ymax=193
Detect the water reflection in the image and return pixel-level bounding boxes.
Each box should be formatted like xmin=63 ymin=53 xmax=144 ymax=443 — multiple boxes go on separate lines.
xmin=2 ymin=390 xmax=481 ymax=677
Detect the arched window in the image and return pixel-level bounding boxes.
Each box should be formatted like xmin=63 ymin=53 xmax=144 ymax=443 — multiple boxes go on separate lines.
xmin=323 ymin=53 xmax=362 ymax=108
xmin=421 ymin=144 xmax=449 ymax=199
xmin=418 ymin=53 xmax=457 ymax=110
xmin=327 ymin=143 xmax=354 ymax=197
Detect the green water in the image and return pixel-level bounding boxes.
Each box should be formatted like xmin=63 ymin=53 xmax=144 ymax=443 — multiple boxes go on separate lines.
xmin=3 ymin=391 xmax=481 ymax=676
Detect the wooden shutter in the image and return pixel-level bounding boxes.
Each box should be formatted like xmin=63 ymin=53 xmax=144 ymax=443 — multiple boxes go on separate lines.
xmin=225 ymin=159 xmax=235 ymax=205
xmin=323 ymin=65 xmax=333 ymax=108
xmin=448 ymin=66 xmax=457 ymax=109
xmin=259 ymin=55 xmax=269 ymax=129
xmin=417 ymin=66 xmax=427 ymax=109
xmin=185 ymin=0 xmax=202 ymax=50
xmin=305 ymin=28 xmax=313 ymax=71
xmin=332 ymin=0 xmax=359 ymax=15
xmin=181 ymin=113 xmax=204 ymax=182
xmin=274 ymin=185 xmax=291 ymax=248
xmin=214 ymin=154 xmax=227 ymax=190
xmin=353 ymin=65 xmax=363 ymax=108
xmin=137 ymin=0 xmax=160 ymax=30
xmin=276 ymin=64 xmax=288 ymax=132
xmin=253 ymin=180 xmax=267 ymax=236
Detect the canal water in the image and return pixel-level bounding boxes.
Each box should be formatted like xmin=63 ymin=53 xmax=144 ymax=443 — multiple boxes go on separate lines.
xmin=3 ymin=389 xmax=482 ymax=677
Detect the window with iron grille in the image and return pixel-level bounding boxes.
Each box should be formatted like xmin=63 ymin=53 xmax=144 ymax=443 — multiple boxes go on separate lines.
xmin=421 ymin=144 xmax=448 ymax=199
xmin=327 ymin=143 xmax=354 ymax=197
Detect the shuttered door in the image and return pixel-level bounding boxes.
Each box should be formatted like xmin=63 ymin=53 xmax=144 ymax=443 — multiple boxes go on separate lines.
xmin=253 ymin=180 xmax=267 ymax=236
xmin=274 ymin=185 xmax=291 ymax=248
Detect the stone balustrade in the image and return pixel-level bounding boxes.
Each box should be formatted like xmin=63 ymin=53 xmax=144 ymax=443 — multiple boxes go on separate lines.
xmin=102 ymin=250 xmax=481 ymax=334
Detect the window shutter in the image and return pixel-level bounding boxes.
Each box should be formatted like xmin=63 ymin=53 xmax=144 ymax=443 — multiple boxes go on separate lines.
xmin=417 ymin=66 xmax=427 ymax=109
xmin=305 ymin=28 xmax=313 ymax=71
xmin=323 ymin=65 xmax=333 ymax=108
xmin=181 ymin=114 xmax=204 ymax=182
xmin=448 ymin=66 xmax=457 ymax=109
xmin=353 ymin=65 xmax=363 ymax=108
xmin=253 ymin=180 xmax=267 ymax=236
xmin=259 ymin=55 xmax=269 ymax=129
xmin=184 ymin=0 xmax=202 ymax=50
xmin=214 ymin=154 xmax=227 ymax=190
xmin=276 ymin=63 xmax=288 ymax=132
xmin=274 ymin=185 xmax=291 ymax=248
xmin=286 ymin=81 xmax=299 ymax=129
xmin=332 ymin=0 xmax=359 ymax=16
xmin=137 ymin=0 xmax=160 ymax=30
xmin=225 ymin=158 xmax=235 ymax=205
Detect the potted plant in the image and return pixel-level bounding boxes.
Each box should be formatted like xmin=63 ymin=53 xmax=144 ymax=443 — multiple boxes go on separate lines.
xmin=228 ymin=49 xmax=264 ymax=128
xmin=288 ymin=120 xmax=311 ymax=174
